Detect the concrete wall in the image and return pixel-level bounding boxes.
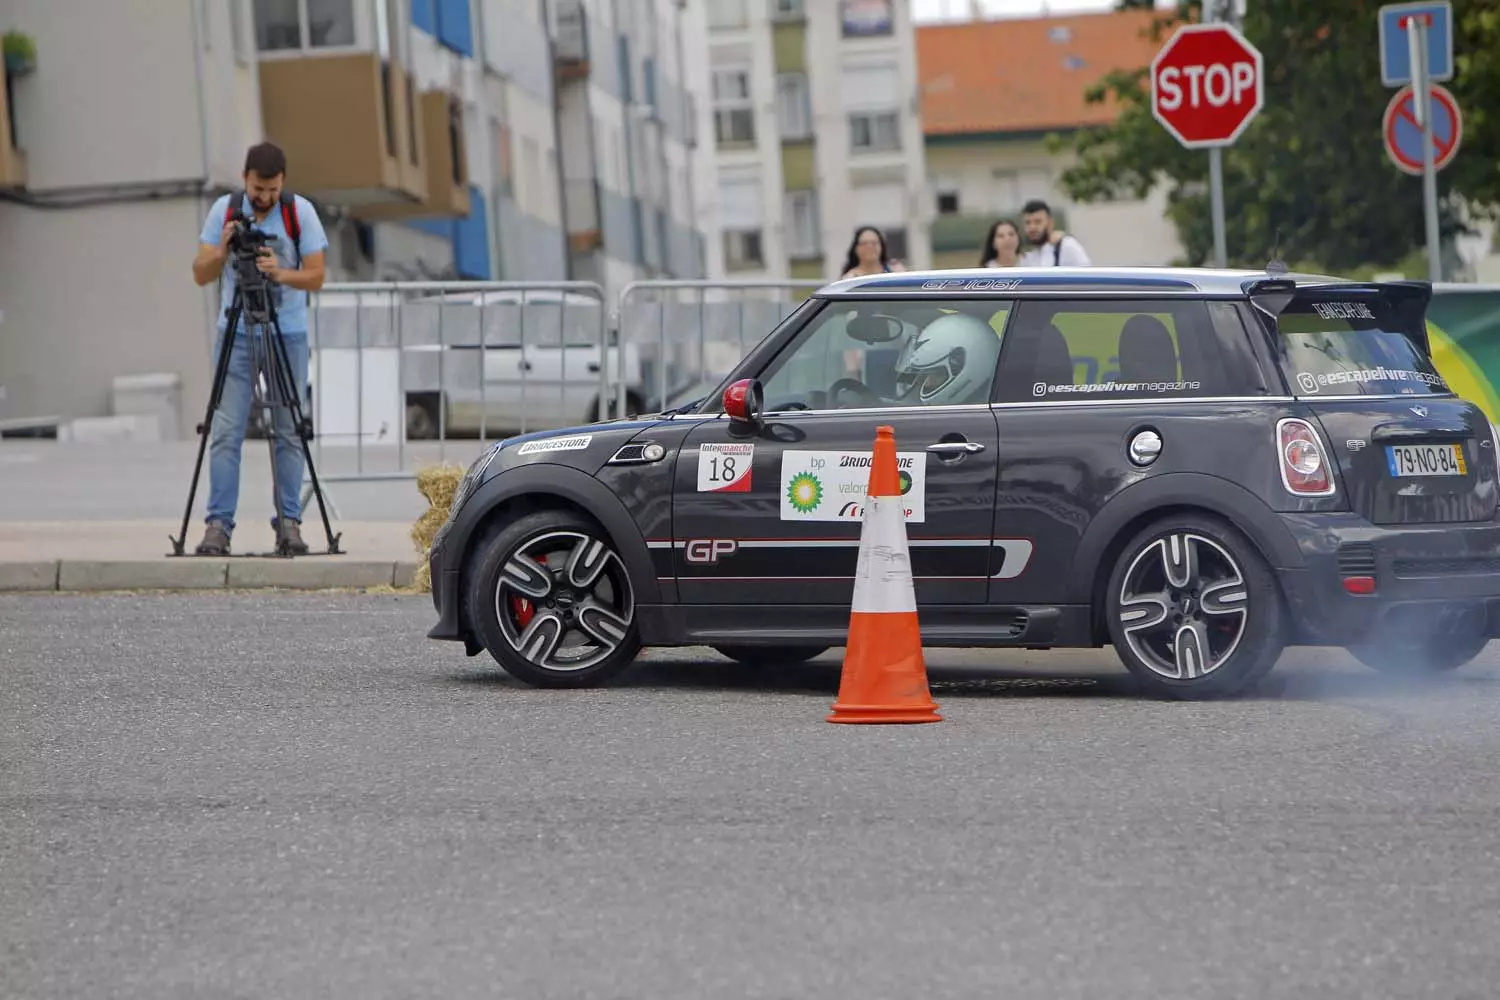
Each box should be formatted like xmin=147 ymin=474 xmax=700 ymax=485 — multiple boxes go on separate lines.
xmin=0 ymin=197 xmax=219 ymax=425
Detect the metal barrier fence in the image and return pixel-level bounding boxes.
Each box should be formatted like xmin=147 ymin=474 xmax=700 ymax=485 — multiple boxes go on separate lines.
xmin=301 ymin=278 xmax=823 ymax=492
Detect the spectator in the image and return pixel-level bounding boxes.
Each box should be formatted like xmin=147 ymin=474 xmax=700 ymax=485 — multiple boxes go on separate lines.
xmin=841 ymin=226 xmax=906 ymax=278
xmin=979 ymin=218 xmax=1023 ymax=268
xmin=1020 ymin=199 xmax=1091 ymax=266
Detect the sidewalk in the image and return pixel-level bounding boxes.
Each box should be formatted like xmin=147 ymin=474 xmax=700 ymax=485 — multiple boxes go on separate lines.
xmin=0 ymin=520 xmax=423 ymax=592
xmin=1 ymin=439 xmax=434 ymax=593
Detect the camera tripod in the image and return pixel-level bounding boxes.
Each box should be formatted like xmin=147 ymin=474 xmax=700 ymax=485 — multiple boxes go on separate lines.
xmin=169 ymin=278 xmax=342 ymax=558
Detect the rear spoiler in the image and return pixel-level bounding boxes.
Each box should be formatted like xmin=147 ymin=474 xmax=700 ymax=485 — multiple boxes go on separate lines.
xmin=1243 ymin=277 xmax=1435 ymax=355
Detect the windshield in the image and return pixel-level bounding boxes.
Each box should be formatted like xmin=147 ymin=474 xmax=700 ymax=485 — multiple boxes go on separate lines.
xmin=1276 ymin=295 xmax=1450 ymax=397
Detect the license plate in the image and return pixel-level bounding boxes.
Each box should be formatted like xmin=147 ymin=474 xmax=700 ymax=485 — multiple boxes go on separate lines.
xmin=1386 ymin=443 xmax=1467 ymax=477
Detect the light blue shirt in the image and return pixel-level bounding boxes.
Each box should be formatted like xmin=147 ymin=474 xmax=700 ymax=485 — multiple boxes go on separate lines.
xmin=200 ymin=192 xmax=329 ymax=335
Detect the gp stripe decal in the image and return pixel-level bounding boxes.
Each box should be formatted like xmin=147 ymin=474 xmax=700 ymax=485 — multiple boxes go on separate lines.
xmin=647 ymin=537 xmax=1034 ymax=580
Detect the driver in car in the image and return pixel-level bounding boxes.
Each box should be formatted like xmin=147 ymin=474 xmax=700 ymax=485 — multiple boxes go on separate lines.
xmin=837 ymin=312 xmax=1002 ymax=409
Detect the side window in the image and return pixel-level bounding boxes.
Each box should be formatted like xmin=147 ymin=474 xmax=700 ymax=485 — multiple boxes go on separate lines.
xmin=758 ymin=298 xmax=1011 ymax=412
xmin=992 ymin=298 xmax=1256 ymax=403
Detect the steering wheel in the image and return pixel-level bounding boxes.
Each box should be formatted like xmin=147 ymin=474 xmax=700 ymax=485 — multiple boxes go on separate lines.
xmin=828 ymin=377 xmax=884 ymax=409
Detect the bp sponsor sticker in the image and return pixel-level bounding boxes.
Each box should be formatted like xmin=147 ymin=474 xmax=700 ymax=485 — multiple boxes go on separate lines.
xmin=779 ymin=450 xmax=925 ymax=522
xmin=515 ymin=433 xmax=593 ymax=455
xmin=697 ymin=442 xmax=754 ymax=492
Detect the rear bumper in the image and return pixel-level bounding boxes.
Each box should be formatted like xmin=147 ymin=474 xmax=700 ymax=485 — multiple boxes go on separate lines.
xmin=1277 ymin=512 xmax=1500 ymax=644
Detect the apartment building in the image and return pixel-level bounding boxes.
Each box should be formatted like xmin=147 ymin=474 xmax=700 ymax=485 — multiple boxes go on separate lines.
xmin=917 ymin=9 xmax=1183 ymax=269
xmin=0 ymin=0 xmax=716 ymax=430
xmin=705 ymin=0 xmax=930 ymax=283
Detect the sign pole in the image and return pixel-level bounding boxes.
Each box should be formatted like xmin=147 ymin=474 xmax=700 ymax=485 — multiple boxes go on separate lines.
xmin=1409 ymin=15 xmax=1442 ymax=280
xmin=1206 ymin=2 xmax=1228 ymax=268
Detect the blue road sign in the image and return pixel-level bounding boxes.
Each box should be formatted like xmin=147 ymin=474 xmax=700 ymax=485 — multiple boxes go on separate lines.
xmin=1383 ymin=83 xmax=1463 ymax=175
xmin=1379 ymin=1 xmax=1454 ymax=86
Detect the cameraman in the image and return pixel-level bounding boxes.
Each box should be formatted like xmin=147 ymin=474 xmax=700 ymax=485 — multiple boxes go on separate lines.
xmin=191 ymin=141 xmax=328 ymax=556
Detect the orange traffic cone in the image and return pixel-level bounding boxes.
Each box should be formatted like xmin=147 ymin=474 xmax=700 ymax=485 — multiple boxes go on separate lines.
xmin=827 ymin=425 xmax=942 ymax=725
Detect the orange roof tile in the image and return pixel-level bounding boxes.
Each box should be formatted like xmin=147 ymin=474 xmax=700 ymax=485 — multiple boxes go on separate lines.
xmin=918 ymin=9 xmax=1169 ymax=137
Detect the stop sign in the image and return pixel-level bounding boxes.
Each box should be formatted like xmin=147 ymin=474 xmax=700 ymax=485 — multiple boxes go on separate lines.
xmin=1151 ymin=23 xmax=1265 ymax=148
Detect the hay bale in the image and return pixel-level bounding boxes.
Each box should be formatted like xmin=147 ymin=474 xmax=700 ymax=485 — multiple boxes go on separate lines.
xmin=408 ymin=462 xmax=466 ymax=593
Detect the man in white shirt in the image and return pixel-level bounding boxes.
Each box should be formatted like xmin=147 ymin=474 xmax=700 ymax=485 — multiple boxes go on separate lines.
xmin=1020 ymin=199 xmax=1092 ymax=266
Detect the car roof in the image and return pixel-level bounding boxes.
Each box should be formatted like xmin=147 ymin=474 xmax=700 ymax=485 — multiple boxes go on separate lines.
xmin=815 ymin=265 xmax=1361 ymax=298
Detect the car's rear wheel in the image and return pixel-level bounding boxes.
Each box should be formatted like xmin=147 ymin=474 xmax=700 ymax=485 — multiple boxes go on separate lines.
xmin=1104 ymin=514 xmax=1285 ymax=700
xmin=465 ymin=510 xmax=642 ymax=688
xmin=1347 ymin=631 xmax=1489 ymax=674
xmin=712 ymin=645 xmax=829 ymax=667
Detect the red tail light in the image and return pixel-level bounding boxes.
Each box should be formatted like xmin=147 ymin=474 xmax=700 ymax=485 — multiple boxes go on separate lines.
xmin=1277 ymin=418 xmax=1336 ymax=496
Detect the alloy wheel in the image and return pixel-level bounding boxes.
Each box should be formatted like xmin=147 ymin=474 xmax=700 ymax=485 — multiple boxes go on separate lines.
xmin=1117 ymin=532 xmax=1250 ymax=681
xmin=493 ymin=530 xmax=635 ymax=673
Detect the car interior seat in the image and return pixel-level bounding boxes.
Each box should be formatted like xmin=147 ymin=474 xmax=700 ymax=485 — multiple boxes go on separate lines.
xmin=1117 ymin=315 xmax=1179 ymax=384
xmin=1032 ymin=323 xmax=1076 ymax=388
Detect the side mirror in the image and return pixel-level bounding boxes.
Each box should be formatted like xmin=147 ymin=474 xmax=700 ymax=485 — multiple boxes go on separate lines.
xmin=723 ymin=378 xmax=764 ymax=426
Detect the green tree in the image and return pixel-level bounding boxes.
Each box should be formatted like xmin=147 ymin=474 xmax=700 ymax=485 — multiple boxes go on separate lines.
xmin=1055 ymin=0 xmax=1500 ymax=271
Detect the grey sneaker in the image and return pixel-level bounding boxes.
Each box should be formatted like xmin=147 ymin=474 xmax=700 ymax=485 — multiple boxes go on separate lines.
xmin=275 ymin=518 xmax=309 ymax=556
xmin=195 ymin=520 xmax=232 ymax=556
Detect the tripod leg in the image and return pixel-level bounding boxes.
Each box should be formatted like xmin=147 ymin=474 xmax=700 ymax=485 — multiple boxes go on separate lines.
xmin=172 ymin=302 xmax=242 ymax=555
xmin=267 ymin=317 xmax=341 ymax=554
xmin=251 ymin=328 xmax=292 ymax=557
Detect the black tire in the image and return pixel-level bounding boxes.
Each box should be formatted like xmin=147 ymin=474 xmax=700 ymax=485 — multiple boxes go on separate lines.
xmin=711 ymin=645 xmax=830 ymax=667
xmin=1347 ymin=631 xmax=1489 ymax=674
xmin=590 ymin=391 xmax=645 ymax=423
xmin=1104 ymin=513 xmax=1285 ymax=700
xmin=464 ymin=509 xmax=642 ymax=688
xmin=406 ymin=394 xmax=440 ymax=440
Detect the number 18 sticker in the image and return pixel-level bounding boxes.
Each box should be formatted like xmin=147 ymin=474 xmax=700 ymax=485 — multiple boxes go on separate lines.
xmin=697 ymin=442 xmax=754 ymax=492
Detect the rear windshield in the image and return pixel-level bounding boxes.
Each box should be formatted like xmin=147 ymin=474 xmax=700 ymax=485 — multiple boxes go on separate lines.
xmin=1277 ymin=296 xmax=1450 ymax=397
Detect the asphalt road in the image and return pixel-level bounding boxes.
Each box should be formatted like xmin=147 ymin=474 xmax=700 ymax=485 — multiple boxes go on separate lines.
xmin=5 ymin=593 xmax=1500 ymax=999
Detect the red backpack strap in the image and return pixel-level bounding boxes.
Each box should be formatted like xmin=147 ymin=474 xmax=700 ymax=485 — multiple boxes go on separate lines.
xmin=224 ymin=194 xmax=236 ymax=225
xmin=279 ymin=191 xmax=302 ymax=267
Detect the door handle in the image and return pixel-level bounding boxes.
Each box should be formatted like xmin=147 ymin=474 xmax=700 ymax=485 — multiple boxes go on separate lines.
xmin=519 ymin=360 xmax=533 ymax=372
xmin=926 ymin=441 xmax=985 ymax=455
xmin=587 ymin=361 xmax=601 ymax=373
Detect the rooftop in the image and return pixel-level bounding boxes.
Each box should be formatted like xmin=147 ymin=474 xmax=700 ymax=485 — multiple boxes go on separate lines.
xmin=818 ymin=266 xmax=1362 ymax=297
xmin=917 ymin=9 xmax=1169 ymax=138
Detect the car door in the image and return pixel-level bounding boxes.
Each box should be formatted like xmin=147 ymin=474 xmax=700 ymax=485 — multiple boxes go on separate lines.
xmin=670 ymin=296 xmax=1008 ymax=607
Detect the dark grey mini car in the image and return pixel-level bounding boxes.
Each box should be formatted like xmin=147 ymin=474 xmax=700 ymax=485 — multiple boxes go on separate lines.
xmin=425 ymin=266 xmax=1500 ymax=699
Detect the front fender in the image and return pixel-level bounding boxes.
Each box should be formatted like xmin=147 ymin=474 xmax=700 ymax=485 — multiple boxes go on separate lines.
xmin=1066 ymin=472 xmax=1307 ymax=606
xmin=449 ymin=462 xmax=662 ymax=605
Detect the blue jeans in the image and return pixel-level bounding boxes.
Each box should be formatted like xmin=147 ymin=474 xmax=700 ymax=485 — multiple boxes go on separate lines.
xmin=206 ymin=327 xmax=310 ymax=532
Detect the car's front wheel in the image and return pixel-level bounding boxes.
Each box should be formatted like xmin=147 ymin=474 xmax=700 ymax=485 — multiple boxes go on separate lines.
xmin=1104 ymin=514 xmax=1285 ymax=700
xmin=1347 ymin=631 xmax=1489 ymax=674
xmin=465 ymin=510 xmax=642 ymax=688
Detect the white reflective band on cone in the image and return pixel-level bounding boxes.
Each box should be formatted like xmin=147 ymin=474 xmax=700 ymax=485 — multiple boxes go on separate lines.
xmin=850 ymin=495 xmax=918 ymax=615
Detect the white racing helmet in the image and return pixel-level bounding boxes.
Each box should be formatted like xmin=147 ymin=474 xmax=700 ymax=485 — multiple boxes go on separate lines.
xmin=893 ymin=313 xmax=1001 ymax=406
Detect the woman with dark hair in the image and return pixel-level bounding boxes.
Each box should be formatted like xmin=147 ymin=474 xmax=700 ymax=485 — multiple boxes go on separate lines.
xmin=841 ymin=226 xmax=906 ymax=278
xmin=979 ymin=218 xmax=1023 ymax=268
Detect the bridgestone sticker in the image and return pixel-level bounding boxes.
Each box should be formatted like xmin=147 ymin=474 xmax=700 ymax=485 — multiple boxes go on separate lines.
xmin=697 ymin=442 xmax=754 ymax=492
xmin=779 ymin=450 xmax=926 ymax=522
xmin=516 ymin=434 xmax=593 ymax=455
xmin=1294 ymin=367 xmax=1447 ymax=394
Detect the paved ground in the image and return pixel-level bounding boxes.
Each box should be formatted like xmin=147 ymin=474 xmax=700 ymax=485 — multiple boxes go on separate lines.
xmin=6 ymin=592 xmax=1500 ymax=999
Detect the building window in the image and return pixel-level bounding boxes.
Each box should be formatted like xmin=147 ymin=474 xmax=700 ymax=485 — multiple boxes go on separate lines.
xmin=771 ymin=0 xmax=804 ymax=19
xmin=882 ymin=226 xmax=907 ymax=261
xmin=840 ymin=0 xmax=892 ymax=37
xmin=849 ymin=111 xmax=900 ymax=153
xmin=253 ymin=0 xmax=356 ymax=50
xmin=712 ymin=68 xmax=756 ymax=146
xmin=719 ymin=172 xmax=764 ymax=270
xmin=936 ymin=191 xmax=959 ymax=215
xmin=723 ymin=230 xmax=764 ymax=269
xmin=706 ymin=0 xmax=748 ymax=30
xmin=775 ymin=74 xmax=812 ymax=141
xmin=783 ymin=190 xmax=820 ymax=259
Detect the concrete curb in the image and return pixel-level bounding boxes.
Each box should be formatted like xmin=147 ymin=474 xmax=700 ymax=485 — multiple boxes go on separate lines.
xmin=0 ymin=559 xmax=421 ymax=593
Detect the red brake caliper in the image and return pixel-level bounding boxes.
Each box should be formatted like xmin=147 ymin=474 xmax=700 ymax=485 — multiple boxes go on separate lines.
xmin=513 ymin=555 xmax=546 ymax=628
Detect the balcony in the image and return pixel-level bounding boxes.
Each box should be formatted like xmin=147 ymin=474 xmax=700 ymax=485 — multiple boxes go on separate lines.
xmin=0 ymin=68 xmax=23 ymax=190
xmin=553 ymin=0 xmax=590 ymax=84
xmin=258 ymin=52 xmax=426 ymax=206
xmin=353 ymin=89 xmax=471 ymax=222
xmin=564 ymin=177 xmax=602 ymax=253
